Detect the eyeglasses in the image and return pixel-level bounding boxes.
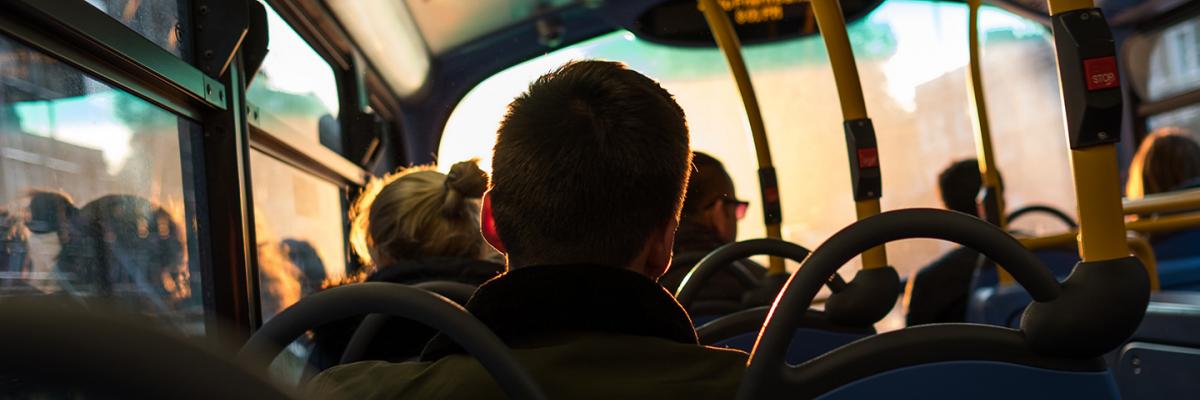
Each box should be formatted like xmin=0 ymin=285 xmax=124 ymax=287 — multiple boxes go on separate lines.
xmin=707 ymin=197 xmax=749 ymax=221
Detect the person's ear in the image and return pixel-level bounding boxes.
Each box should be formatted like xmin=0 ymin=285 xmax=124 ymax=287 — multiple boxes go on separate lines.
xmin=640 ymin=219 xmax=678 ymax=279
xmin=481 ymin=192 xmax=506 ymax=253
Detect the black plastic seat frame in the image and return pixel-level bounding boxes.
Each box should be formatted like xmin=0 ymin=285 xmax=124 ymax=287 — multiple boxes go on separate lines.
xmin=237 ymin=282 xmax=546 ymax=400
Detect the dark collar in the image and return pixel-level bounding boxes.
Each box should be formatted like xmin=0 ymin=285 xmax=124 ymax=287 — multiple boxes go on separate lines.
xmin=367 ymin=257 xmax=504 ymax=286
xmin=421 ymin=264 xmax=698 ymax=361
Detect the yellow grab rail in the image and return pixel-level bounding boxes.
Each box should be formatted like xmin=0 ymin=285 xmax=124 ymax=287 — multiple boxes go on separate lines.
xmin=1126 ymin=235 xmax=1161 ymax=291
xmin=967 ymin=0 xmax=1006 ymax=224
xmin=1020 ymin=210 xmax=1200 ymax=245
xmin=967 ymin=0 xmax=1015 ymax=285
xmin=1124 ymin=188 xmax=1200 ymax=216
xmin=812 ymin=0 xmax=888 ymax=269
xmin=697 ymin=0 xmax=786 ymax=275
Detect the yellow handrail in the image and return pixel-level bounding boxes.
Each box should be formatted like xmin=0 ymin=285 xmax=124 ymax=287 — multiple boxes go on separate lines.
xmin=812 ymin=0 xmax=888 ymax=269
xmin=1020 ymin=210 xmax=1200 ymax=249
xmin=1126 ymin=235 xmax=1161 ymax=291
xmin=1124 ymin=188 xmax=1200 ymax=216
xmin=967 ymin=0 xmax=1006 ymax=219
xmin=967 ymin=0 xmax=1015 ymax=285
xmin=696 ymin=0 xmax=786 ymax=275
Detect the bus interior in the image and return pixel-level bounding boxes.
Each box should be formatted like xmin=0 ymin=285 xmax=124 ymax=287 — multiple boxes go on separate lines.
xmin=0 ymin=0 xmax=1199 ymax=398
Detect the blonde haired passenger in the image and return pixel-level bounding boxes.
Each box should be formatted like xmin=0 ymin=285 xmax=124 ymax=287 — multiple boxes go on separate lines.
xmin=309 ymin=160 xmax=502 ymax=370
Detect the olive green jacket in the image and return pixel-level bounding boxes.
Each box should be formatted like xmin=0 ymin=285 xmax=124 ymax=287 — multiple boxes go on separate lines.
xmin=308 ymin=264 xmax=748 ymax=399
xmin=309 ymin=332 xmax=747 ymax=399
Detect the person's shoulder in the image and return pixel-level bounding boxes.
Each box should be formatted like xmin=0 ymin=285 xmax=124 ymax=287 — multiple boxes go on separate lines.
xmin=306 ymin=360 xmax=431 ymax=399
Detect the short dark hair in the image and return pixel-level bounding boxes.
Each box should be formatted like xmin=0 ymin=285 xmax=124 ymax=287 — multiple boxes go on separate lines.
xmin=681 ymin=152 xmax=733 ymax=217
xmin=939 ymin=159 xmax=983 ymax=216
xmin=490 ymin=60 xmax=691 ymax=267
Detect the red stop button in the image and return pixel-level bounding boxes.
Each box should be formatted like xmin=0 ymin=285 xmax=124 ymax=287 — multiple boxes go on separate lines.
xmin=857 ymin=148 xmax=879 ymax=169
xmin=1084 ymin=56 xmax=1120 ymax=91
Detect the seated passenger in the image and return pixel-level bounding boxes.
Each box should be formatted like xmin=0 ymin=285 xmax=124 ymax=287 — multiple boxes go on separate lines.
xmin=24 ymin=190 xmax=77 ymax=293
xmin=55 ymin=195 xmax=189 ymax=308
xmin=659 ymin=151 xmax=764 ymax=315
xmin=1126 ymin=127 xmax=1200 ymax=201
xmin=1126 ymin=127 xmax=1200 ymax=260
xmin=308 ymin=61 xmax=747 ymax=399
xmin=308 ymin=160 xmax=503 ymax=369
xmin=906 ymin=159 xmax=988 ymax=325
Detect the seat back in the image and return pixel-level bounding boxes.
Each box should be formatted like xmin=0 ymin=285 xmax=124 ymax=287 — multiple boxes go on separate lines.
xmin=0 ymin=299 xmax=294 ymax=400
xmin=239 ymin=282 xmax=546 ymax=400
xmin=817 ymin=360 xmax=1118 ymax=399
xmin=1111 ymin=291 xmax=1200 ymax=398
xmin=966 ymin=248 xmax=1078 ymax=327
xmin=698 ymin=307 xmax=871 ymax=364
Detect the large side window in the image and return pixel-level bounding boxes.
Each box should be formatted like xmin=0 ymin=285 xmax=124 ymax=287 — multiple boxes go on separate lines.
xmin=440 ymin=0 xmax=1070 ymax=279
xmin=0 ymin=33 xmax=204 ymax=334
xmin=1137 ymin=14 xmax=1200 ymax=135
xmin=245 ymin=2 xmax=349 ymax=325
xmin=247 ymin=1 xmax=343 ymax=154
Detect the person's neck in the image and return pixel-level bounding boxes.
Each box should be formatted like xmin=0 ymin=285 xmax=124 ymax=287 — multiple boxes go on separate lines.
xmin=508 ymin=258 xmax=644 ymax=276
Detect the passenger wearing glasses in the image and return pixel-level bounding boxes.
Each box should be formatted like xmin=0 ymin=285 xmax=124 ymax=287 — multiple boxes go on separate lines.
xmin=660 ymin=151 xmax=762 ymax=316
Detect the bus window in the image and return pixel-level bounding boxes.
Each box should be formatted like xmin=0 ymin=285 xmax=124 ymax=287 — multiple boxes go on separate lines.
xmin=249 ymin=150 xmax=348 ymax=322
xmin=247 ymin=1 xmax=342 ymax=154
xmin=84 ymin=0 xmax=190 ymax=58
xmin=0 ymin=33 xmax=204 ymax=334
xmin=440 ymin=0 xmax=1074 ymax=277
xmin=1134 ymin=14 xmax=1200 ymax=136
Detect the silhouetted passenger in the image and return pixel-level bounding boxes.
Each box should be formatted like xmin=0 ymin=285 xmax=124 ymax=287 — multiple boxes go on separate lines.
xmin=660 ymin=151 xmax=763 ymax=316
xmin=281 ymin=239 xmax=326 ymax=297
xmin=1 ymin=207 xmax=30 ymax=279
xmin=56 ymin=195 xmax=188 ymax=311
xmin=23 ymin=190 xmax=77 ymax=293
xmin=308 ymin=160 xmax=502 ymax=369
xmin=309 ymin=61 xmax=746 ymax=399
xmin=906 ymin=159 xmax=988 ymax=325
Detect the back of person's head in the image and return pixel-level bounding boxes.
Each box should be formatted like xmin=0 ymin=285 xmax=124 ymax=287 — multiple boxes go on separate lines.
xmin=681 ymin=152 xmax=735 ymax=218
xmin=58 ymin=195 xmax=186 ymax=299
xmin=26 ymin=189 xmax=77 ymax=237
xmin=1126 ymin=127 xmax=1200 ymax=199
xmin=939 ymin=159 xmax=984 ymax=216
xmin=489 ymin=60 xmax=691 ymax=270
xmin=349 ymin=160 xmax=490 ymax=268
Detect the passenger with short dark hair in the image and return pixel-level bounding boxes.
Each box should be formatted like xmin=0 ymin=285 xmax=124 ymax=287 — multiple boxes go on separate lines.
xmin=660 ymin=151 xmax=763 ymax=316
xmin=905 ymin=159 xmax=989 ymax=326
xmin=309 ymin=60 xmax=747 ymax=399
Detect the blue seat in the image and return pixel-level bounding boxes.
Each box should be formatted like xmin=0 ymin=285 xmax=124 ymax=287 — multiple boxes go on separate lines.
xmin=713 ymin=328 xmax=868 ymax=365
xmin=1151 ymin=229 xmax=1200 ymax=290
xmin=1111 ymin=291 xmax=1200 ymax=398
xmin=698 ymin=307 xmax=872 ymax=365
xmin=966 ymin=248 xmax=1078 ymax=327
xmin=817 ymin=361 xmax=1118 ymax=399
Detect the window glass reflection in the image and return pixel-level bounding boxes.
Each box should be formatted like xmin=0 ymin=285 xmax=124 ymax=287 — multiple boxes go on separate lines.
xmin=247 ymin=1 xmax=343 ymax=154
xmin=0 ymin=33 xmax=203 ymax=333
xmin=1145 ymin=15 xmax=1200 ymax=101
xmin=440 ymin=0 xmax=1071 ymax=277
xmin=250 ymin=149 xmax=347 ymax=321
xmin=84 ymin=0 xmax=190 ymax=59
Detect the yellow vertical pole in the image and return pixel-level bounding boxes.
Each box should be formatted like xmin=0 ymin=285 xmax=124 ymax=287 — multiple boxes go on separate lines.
xmin=697 ymin=0 xmax=787 ymax=275
xmin=811 ymin=0 xmax=888 ymax=269
xmin=1046 ymin=0 xmax=1130 ymax=262
xmin=966 ymin=0 xmax=1015 ymax=284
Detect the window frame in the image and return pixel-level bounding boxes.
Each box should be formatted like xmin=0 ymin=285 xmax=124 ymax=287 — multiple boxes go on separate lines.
xmin=0 ymin=0 xmax=392 ymax=341
xmin=1126 ymin=2 xmax=1200 ymax=144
